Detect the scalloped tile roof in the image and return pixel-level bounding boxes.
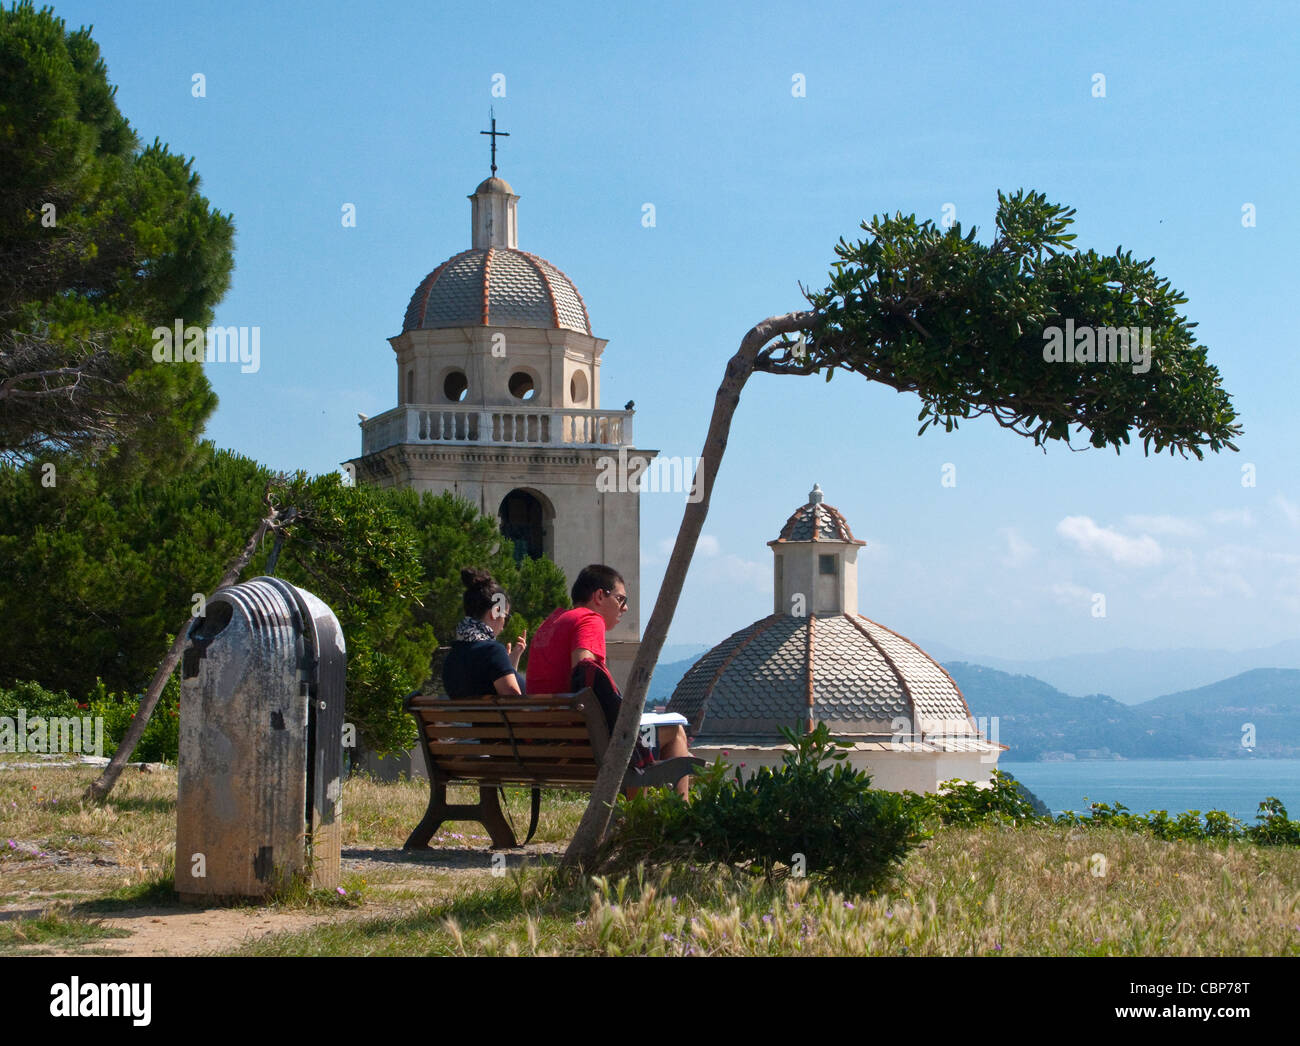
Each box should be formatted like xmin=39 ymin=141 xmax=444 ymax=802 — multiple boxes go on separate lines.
xmin=772 ymin=500 xmax=864 ymax=544
xmin=403 ymin=247 xmax=591 ymax=334
xmin=666 ymin=612 xmax=979 ymax=742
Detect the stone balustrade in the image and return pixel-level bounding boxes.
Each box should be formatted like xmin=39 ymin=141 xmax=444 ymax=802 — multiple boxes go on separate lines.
xmin=360 ymin=405 xmax=634 ymax=454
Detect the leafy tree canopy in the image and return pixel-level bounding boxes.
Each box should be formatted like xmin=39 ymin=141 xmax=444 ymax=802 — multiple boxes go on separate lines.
xmin=387 ymin=486 xmax=569 ymax=663
xmin=0 ymin=446 xmax=569 ymax=754
xmin=760 ymin=190 xmax=1240 ymax=458
xmin=0 ymin=1 xmax=234 ymax=472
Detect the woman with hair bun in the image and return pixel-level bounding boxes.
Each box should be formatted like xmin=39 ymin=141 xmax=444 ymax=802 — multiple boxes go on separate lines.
xmin=441 ymin=568 xmax=528 ymax=697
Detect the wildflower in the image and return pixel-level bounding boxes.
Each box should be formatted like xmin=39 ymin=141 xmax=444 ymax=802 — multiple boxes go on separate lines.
xmin=1093 ymin=937 xmax=1101 ymax=943
xmin=762 ymin=914 xmax=772 ymax=924
xmin=993 ymin=943 xmax=1002 ymax=951
xmin=6 ymin=839 xmax=13 ymax=849
xmin=337 ymin=887 xmax=346 ymax=896
xmin=844 ymin=901 xmax=855 ymax=910
xmin=669 ymin=896 xmax=677 ymax=905
xmin=662 ymin=933 xmax=673 ymax=942
xmin=886 ymin=910 xmax=893 ymax=919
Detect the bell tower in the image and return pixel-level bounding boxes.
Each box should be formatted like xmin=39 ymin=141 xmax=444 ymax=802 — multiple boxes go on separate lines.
xmin=346 ymin=133 xmax=655 ymax=687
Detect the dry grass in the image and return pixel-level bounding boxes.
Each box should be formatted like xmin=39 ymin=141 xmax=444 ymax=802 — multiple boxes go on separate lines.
xmin=5 ymin=757 xmax=1299 ymax=956
xmin=237 ymin=823 xmax=1300 ymax=956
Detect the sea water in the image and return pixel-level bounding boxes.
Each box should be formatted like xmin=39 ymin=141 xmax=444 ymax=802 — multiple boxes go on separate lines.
xmin=1003 ymin=759 xmax=1300 ymax=821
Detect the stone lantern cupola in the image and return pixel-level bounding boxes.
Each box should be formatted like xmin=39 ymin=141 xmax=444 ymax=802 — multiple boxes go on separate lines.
xmin=767 ymin=483 xmax=866 ymax=616
xmin=470 ymin=176 xmax=519 ymax=249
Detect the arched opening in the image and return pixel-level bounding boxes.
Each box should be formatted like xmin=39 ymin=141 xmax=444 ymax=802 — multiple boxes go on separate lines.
xmin=406 ymin=369 xmax=415 ymax=404
xmin=443 ymin=370 xmax=468 ymax=402
xmin=569 ymin=370 xmax=589 ymax=405
xmin=498 ymin=489 xmax=552 ymax=563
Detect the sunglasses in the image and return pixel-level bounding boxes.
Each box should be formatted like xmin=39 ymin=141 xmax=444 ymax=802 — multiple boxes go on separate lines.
xmin=602 ymin=589 xmax=628 ymax=610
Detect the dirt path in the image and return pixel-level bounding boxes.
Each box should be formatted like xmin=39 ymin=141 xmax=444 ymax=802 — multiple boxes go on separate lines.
xmin=2 ymin=844 xmax=565 ymax=956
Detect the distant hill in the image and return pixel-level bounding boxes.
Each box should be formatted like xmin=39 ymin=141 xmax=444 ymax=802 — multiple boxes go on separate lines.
xmin=645 ymin=654 xmax=706 ymax=708
xmin=637 ymin=648 xmax=1300 ymax=760
xmin=1131 ymin=668 xmax=1300 ymax=758
xmin=923 ymin=639 xmax=1300 ymax=704
xmin=947 ymin=662 xmax=1300 ymax=760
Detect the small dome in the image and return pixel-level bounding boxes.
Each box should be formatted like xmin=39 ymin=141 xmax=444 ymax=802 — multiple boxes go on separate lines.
xmin=474 ymin=176 xmax=515 ymax=195
xmin=403 ymin=247 xmax=592 ymax=334
xmin=771 ymin=484 xmax=865 ymax=544
xmin=667 ymin=613 xmax=977 ymax=743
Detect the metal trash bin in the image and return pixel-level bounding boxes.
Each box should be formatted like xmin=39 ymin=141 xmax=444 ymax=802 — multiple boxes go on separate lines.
xmin=175 ymin=577 xmax=345 ymax=903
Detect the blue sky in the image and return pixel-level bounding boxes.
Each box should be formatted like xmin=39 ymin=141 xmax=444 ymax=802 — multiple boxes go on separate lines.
xmin=55 ymin=0 xmax=1300 ymax=663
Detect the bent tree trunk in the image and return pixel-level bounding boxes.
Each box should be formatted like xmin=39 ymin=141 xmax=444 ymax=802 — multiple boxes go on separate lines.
xmin=83 ymin=510 xmax=277 ymax=803
xmin=562 ymin=311 xmax=814 ymax=868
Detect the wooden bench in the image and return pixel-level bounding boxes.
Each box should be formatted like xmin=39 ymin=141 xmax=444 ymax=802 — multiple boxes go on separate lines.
xmin=403 ymin=688 xmax=704 ymax=849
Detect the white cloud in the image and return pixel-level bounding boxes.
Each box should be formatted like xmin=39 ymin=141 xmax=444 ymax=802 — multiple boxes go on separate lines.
xmin=697 ymin=534 xmax=721 ymax=556
xmin=997 ymin=527 xmax=1036 ymax=567
xmin=1123 ymin=514 xmax=1203 ymax=538
xmin=1273 ymin=495 xmax=1300 ymax=527
xmin=1056 ymin=516 xmax=1163 ymax=567
xmin=715 ymin=554 xmax=769 ymax=589
xmin=1209 ymin=507 xmax=1255 ymax=527
xmin=1049 ymin=581 xmax=1094 ymax=606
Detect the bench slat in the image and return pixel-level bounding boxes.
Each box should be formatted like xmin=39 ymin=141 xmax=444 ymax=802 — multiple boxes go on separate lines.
xmin=425 ymin=743 xmax=594 ymax=759
xmin=434 ymin=765 xmax=599 ymax=783
xmin=414 ymin=710 xmax=586 ymax=724
xmin=426 ymin=726 xmax=590 ymax=740
xmin=408 ymin=693 xmax=575 ymax=707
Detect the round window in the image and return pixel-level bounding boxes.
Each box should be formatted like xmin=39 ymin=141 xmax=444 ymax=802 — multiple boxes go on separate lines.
xmin=443 ymin=371 xmax=468 ymax=402
xmin=508 ymin=371 xmax=536 ymax=400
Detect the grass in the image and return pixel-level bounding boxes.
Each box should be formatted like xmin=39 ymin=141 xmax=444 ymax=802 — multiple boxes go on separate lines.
xmin=5 ymin=758 xmax=1300 ymax=955
xmin=0 ymin=905 xmax=131 ymax=950
xmin=235 ymin=822 xmax=1300 ymax=956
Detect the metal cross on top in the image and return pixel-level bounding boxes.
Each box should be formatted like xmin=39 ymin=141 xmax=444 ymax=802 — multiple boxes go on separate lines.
xmin=480 ymin=108 xmax=509 ymax=175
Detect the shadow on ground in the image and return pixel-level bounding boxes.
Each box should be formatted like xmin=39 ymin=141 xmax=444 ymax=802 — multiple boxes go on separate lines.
xmin=343 ymin=846 xmax=561 ymax=871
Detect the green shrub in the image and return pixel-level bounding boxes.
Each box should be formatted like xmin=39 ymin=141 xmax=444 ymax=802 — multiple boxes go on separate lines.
xmin=86 ymin=673 xmax=180 ymax=764
xmin=903 ymin=770 xmax=1045 ymax=827
xmin=601 ymin=723 xmax=926 ymax=896
xmin=0 ymin=680 xmax=78 ymax=720
xmin=1050 ymin=797 xmax=1300 ymax=847
xmin=1246 ymin=798 xmax=1300 ymax=846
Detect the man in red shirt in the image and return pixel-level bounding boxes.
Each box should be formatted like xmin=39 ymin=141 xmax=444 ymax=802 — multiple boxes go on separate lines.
xmin=526 ymin=563 xmax=622 ymax=695
xmin=528 ymin=564 xmax=693 ymax=797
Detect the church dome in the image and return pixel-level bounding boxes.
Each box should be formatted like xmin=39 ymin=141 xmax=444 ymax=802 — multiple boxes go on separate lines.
xmin=770 ymin=482 xmax=863 ymax=545
xmin=668 ymin=612 xmax=978 ymax=743
xmin=402 ymin=170 xmax=592 ymax=336
xmin=474 ymin=176 xmax=515 ymax=195
xmin=402 ymin=247 xmax=592 ymax=334
xmin=666 ymin=484 xmax=995 ymax=758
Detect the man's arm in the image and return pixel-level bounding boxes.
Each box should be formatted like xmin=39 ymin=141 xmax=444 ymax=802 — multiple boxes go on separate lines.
xmin=571 ymin=610 xmax=606 ymax=669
